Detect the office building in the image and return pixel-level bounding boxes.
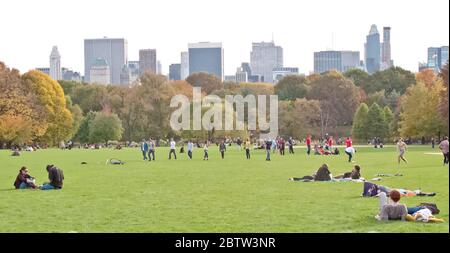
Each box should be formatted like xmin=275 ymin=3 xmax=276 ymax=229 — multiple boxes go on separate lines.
xmin=139 ymin=49 xmax=157 ymax=75
xmin=89 ymin=57 xmax=111 ymax=85
xmin=314 ymin=51 xmax=360 ymax=73
xmin=250 ymin=41 xmax=283 ymax=83
xmin=188 ymin=42 xmax=224 ymax=81
xmin=272 ymin=67 xmax=299 ymax=84
xmin=427 ymin=46 xmax=449 ymax=72
xmin=180 ymin=51 xmax=189 ymax=80
xmin=84 ymin=37 xmax=127 ymax=84
xmin=36 ymin=67 xmax=50 ymax=76
xmin=169 ymin=63 xmax=181 ymax=80
xmin=381 ymin=27 xmax=393 ymax=70
xmin=364 ymin=25 xmax=381 ymax=74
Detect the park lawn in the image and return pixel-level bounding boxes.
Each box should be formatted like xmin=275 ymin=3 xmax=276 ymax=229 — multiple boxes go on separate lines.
xmin=0 ymin=145 xmax=448 ymax=233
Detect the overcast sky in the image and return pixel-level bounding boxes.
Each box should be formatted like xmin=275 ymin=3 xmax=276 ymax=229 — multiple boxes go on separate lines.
xmin=0 ymin=0 xmax=448 ymax=75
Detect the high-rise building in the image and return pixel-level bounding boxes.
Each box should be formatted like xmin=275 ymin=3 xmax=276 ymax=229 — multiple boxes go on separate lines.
xmin=180 ymin=51 xmax=189 ymax=80
xmin=188 ymin=42 xmax=224 ymax=81
xmin=128 ymin=61 xmax=140 ymax=84
xmin=89 ymin=57 xmax=111 ymax=85
xmin=381 ymin=27 xmax=393 ymax=70
xmin=169 ymin=64 xmax=181 ymax=80
xmin=314 ymin=51 xmax=360 ymax=73
xmin=224 ymin=75 xmax=236 ymax=82
xmin=157 ymin=60 xmax=162 ymax=75
xmin=139 ymin=49 xmax=157 ymax=75
xmin=36 ymin=67 xmax=50 ymax=76
xmin=364 ymin=25 xmax=381 ymax=74
xmin=84 ymin=37 xmax=127 ymax=84
xmin=240 ymin=62 xmax=260 ymax=82
xmin=272 ymin=67 xmax=299 ymax=84
xmin=250 ymin=41 xmax=283 ymax=83
xmin=235 ymin=67 xmax=248 ymax=83
xmin=62 ymin=68 xmax=82 ymax=82
xmin=427 ymin=46 xmax=449 ymax=72
xmin=49 ymin=46 xmax=62 ymax=80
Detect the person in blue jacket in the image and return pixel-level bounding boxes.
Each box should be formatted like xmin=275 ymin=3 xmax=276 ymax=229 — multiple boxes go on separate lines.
xmin=141 ymin=139 xmax=149 ymax=160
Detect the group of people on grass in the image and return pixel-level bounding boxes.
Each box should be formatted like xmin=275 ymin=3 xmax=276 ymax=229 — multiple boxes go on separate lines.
xmin=13 ymin=165 xmax=64 ymax=190
xmin=289 ymin=163 xmax=362 ymax=182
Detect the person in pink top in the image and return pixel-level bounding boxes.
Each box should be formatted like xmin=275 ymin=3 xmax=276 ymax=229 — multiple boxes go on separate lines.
xmin=439 ymin=136 xmax=449 ymax=165
xmin=346 ymin=137 xmax=353 ymax=148
xmin=327 ymin=136 xmax=333 ymax=151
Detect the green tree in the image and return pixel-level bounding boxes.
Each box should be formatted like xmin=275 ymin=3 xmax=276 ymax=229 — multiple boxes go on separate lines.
xmin=343 ymin=68 xmax=370 ymax=87
xmin=352 ymin=103 xmax=369 ymax=141
xmin=88 ymin=112 xmax=123 ymax=143
xmin=364 ymin=67 xmax=416 ymax=95
xmin=439 ymin=62 xmax=449 ymax=134
xmin=274 ymin=75 xmax=309 ymax=100
xmin=75 ymin=111 xmax=96 ymax=143
xmin=383 ymin=106 xmax=394 ymax=138
xmin=366 ymin=103 xmax=388 ymax=140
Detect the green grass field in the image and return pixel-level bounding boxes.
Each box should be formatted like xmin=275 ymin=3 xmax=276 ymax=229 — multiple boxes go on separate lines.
xmin=0 ymin=145 xmax=448 ymax=233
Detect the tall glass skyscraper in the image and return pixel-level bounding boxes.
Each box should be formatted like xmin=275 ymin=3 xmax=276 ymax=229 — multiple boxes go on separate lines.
xmin=314 ymin=51 xmax=360 ymax=73
xmin=364 ymin=25 xmax=381 ymax=74
xmin=250 ymin=41 xmax=283 ymax=83
xmin=428 ymin=46 xmax=449 ymax=72
xmin=188 ymin=42 xmax=224 ymax=81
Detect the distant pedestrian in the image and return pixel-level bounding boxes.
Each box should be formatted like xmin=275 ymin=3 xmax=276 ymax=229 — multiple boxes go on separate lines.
xmin=203 ymin=141 xmax=209 ymax=160
xmin=187 ymin=140 xmax=194 ymax=160
xmin=140 ymin=139 xmax=149 ymax=160
xmin=397 ymin=138 xmax=408 ymax=167
xmin=345 ymin=146 xmax=356 ymax=162
xmin=439 ymin=136 xmax=449 ymax=166
xmin=219 ymin=140 xmax=226 ymax=159
xmin=148 ymin=138 xmax=155 ymax=161
xmin=306 ymin=135 xmax=311 ymax=155
xmin=245 ymin=138 xmax=251 ymax=159
xmin=265 ymin=139 xmax=272 ymax=161
xmin=169 ymin=138 xmax=177 ymax=160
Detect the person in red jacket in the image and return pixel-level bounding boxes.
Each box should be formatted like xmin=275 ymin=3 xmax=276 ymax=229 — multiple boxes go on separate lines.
xmin=327 ymin=136 xmax=334 ymax=151
xmin=346 ymin=137 xmax=353 ymax=148
xmin=306 ymin=135 xmax=312 ymax=155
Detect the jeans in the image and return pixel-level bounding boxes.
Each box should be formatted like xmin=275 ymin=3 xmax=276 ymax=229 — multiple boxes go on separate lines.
xmin=169 ymin=149 xmax=177 ymax=160
xmin=246 ymin=149 xmax=250 ymax=159
xmin=19 ymin=182 xmax=28 ymax=189
xmin=148 ymin=150 xmax=155 ymax=161
xmin=444 ymin=152 xmax=449 ymax=165
xmin=204 ymin=150 xmax=209 ymax=159
xmin=289 ymin=146 xmax=294 ymax=154
xmin=407 ymin=206 xmax=425 ymax=215
xmin=307 ymin=145 xmax=311 ymax=155
xmin=220 ymin=150 xmax=225 ymax=159
xmin=41 ymin=183 xmax=56 ymax=190
xmin=266 ymin=150 xmax=271 ymax=161
xmin=345 ymin=151 xmax=353 ymax=162
xmin=188 ymin=150 xmax=192 ymax=159
xmin=142 ymin=150 xmax=148 ymax=160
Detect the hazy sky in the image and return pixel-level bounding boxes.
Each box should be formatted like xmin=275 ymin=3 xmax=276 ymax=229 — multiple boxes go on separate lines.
xmin=0 ymin=0 xmax=448 ymax=75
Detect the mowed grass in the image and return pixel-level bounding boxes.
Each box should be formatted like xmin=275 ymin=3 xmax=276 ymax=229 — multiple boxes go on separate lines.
xmin=0 ymin=145 xmax=448 ymax=233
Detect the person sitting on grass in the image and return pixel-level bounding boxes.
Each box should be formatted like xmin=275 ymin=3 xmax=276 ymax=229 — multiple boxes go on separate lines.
xmin=334 ymin=165 xmax=362 ymax=180
xmin=41 ymin=165 xmax=64 ymax=190
xmin=14 ymin=167 xmax=38 ymax=189
xmin=289 ymin=164 xmax=332 ymax=182
xmin=375 ymin=190 xmax=408 ymax=221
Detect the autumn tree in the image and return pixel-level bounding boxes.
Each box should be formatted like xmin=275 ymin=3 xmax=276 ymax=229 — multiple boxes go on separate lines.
xmin=274 ymin=75 xmax=309 ymax=101
xmin=307 ymin=71 xmax=361 ymax=137
xmin=439 ymin=62 xmax=449 ymax=133
xmin=21 ymin=71 xmax=73 ymax=145
xmin=352 ymin=103 xmax=369 ymax=141
xmin=279 ymin=99 xmax=321 ymax=139
xmin=186 ymin=72 xmax=223 ymax=94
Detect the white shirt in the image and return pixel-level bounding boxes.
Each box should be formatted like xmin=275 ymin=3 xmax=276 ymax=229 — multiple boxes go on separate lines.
xmin=170 ymin=141 xmax=176 ymax=150
xmin=345 ymin=147 xmax=355 ymax=154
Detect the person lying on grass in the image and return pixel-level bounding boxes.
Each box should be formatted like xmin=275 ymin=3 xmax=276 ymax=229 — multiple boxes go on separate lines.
xmin=41 ymin=165 xmax=64 ymax=190
xmin=14 ymin=167 xmax=38 ymax=189
xmin=375 ymin=190 xmax=444 ymax=222
xmin=289 ymin=164 xmax=332 ymax=182
xmin=334 ymin=165 xmax=362 ymax=180
xmin=363 ymin=182 xmax=436 ymax=197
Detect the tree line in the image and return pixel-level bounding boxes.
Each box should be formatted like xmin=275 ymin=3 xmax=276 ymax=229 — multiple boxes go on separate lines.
xmin=1 ymin=61 xmax=448 ymax=147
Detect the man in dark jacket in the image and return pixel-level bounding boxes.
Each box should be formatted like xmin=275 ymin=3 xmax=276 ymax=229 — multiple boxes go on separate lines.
xmin=41 ymin=165 xmax=64 ymax=190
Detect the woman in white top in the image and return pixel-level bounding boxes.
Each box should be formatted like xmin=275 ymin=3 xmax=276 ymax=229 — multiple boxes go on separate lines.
xmin=203 ymin=141 xmax=209 ymax=161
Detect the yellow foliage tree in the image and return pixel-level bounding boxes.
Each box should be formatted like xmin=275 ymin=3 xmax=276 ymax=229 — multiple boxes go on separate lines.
xmin=21 ymin=70 xmax=73 ymax=145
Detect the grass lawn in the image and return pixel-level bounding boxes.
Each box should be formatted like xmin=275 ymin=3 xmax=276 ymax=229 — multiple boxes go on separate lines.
xmin=0 ymin=145 xmax=448 ymax=233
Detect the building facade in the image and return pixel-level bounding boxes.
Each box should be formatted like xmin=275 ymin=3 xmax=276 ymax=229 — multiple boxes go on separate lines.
xmin=180 ymin=51 xmax=189 ymax=80
xmin=169 ymin=63 xmax=181 ymax=80
xmin=364 ymin=25 xmax=381 ymax=74
xmin=314 ymin=51 xmax=360 ymax=73
xmin=272 ymin=67 xmax=299 ymax=84
xmin=381 ymin=27 xmax=393 ymax=70
xmin=250 ymin=41 xmax=283 ymax=83
xmin=427 ymin=46 xmax=449 ymax=72
xmin=89 ymin=58 xmax=111 ymax=85
xmin=139 ymin=49 xmax=157 ymax=75
xmin=188 ymin=42 xmax=224 ymax=81
xmin=84 ymin=37 xmax=127 ymax=84
xmin=36 ymin=67 xmax=50 ymax=76
xmin=49 ymin=46 xmax=62 ymax=80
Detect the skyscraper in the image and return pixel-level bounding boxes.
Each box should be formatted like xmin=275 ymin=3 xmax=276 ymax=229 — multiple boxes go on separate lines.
xmin=49 ymin=46 xmax=61 ymax=80
xmin=180 ymin=51 xmax=189 ymax=80
xmin=364 ymin=25 xmax=381 ymax=74
xmin=427 ymin=46 xmax=449 ymax=73
xmin=139 ymin=49 xmax=157 ymax=75
xmin=169 ymin=64 xmax=181 ymax=80
xmin=157 ymin=60 xmax=162 ymax=75
xmin=84 ymin=37 xmax=128 ymax=84
xmin=314 ymin=51 xmax=360 ymax=73
xmin=250 ymin=41 xmax=283 ymax=83
xmin=89 ymin=57 xmax=111 ymax=85
xmin=188 ymin=42 xmax=224 ymax=81
xmin=381 ymin=27 xmax=393 ymax=70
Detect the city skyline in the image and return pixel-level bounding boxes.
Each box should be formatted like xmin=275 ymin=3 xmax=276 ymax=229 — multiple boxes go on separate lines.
xmin=0 ymin=0 xmax=449 ymax=75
